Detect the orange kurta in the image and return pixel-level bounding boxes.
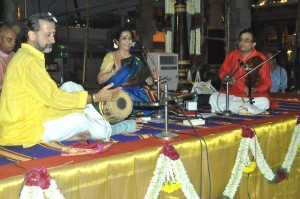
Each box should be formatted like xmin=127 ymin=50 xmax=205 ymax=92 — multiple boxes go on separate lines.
xmin=219 ymin=49 xmax=272 ymax=99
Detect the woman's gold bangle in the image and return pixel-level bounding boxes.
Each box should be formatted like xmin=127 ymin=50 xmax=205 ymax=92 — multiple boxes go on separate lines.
xmin=91 ymin=93 xmax=95 ymax=104
xmin=93 ymin=94 xmax=96 ymax=103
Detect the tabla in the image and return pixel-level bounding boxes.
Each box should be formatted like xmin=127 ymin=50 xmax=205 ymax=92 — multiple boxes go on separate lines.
xmin=98 ymin=90 xmax=133 ymax=123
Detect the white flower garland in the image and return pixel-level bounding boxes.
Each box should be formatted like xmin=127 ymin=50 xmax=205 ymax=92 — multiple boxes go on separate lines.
xmin=165 ymin=31 xmax=173 ymax=53
xmin=282 ymin=124 xmax=300 ymax=172
xmin=223 ymin=138 xmax=251 ymax=198
xmin=223 ymin=124 xmax=300 ymax=198
xmin=172 ymin=158 xmax=200 ymax=198
xmin=188 ymin=0 xmax=201 ymax=55
xmin=20 ymin=179 xmax=65 ymax=199
xmin=248 ymin=136 xmax=275 ymax=181
xmin=145 ymin=154 xmax=168 ymax=199
xmin=165 ymin=0 xmax=202 ymax=55
xmin=188 ymin=0 xmax=201 ymax=14
xmin=165 ymin=0 xmax=175 ymax=53
xmin=145 ymin=153 xmax=199 ymax=199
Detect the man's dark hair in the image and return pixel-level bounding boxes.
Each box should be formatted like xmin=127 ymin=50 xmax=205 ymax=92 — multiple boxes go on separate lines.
xmin=25 ymin=13 xmax=56 ymax=36
xmin=239 ymin=28 xmax=256 ymax=42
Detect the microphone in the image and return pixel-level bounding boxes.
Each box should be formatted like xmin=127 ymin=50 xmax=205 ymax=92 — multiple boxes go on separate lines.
xmin=131 ymin=42 xmax=145 ymax=55
xmin=131 ymin=42 xmax=148 ymax=57
xmin=173 ymin=92 xmax=198 ymax=103
xmin=134 ymin=45 xmax=158 ymax=83
xmin=237 ymin=59 xmax=250 ymax=71
xmin=223 ymin=59 xmax=246 ymax=83
xmin=223 ymin=74 xmax=232 ymax=82
xmin=131 ymin=42 xmax=141 ymax=49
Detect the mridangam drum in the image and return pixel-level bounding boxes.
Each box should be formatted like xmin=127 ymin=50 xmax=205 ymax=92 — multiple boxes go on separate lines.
xmin=98 ymin=90 xmax=133 ymax=123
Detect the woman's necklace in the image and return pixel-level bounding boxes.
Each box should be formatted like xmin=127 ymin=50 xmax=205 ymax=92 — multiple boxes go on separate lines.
xmin=117 ymin=50 xmax=130 ymax=59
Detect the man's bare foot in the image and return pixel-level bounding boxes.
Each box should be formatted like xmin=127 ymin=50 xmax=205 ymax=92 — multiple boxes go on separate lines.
xmin=66 ymin=131 xmax=91 ymax=141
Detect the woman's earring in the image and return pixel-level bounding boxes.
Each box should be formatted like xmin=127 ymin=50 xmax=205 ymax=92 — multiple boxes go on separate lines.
xmin=131 ymin=42 xmax=136 ymax=48
xmin=113 ymin=39 xmax=119 ymax=49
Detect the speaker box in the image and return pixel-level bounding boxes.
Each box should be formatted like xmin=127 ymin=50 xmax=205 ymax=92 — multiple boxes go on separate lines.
xmin=146 ymin=53 xmax=178 ymax=91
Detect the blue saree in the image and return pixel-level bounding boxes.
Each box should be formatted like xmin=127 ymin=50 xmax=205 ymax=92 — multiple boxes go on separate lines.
xmin=105 ymin=56 xmax=156 ymax=115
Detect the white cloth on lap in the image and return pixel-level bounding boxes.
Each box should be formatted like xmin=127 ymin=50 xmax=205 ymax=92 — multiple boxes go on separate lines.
xmin=42 ymin=81 xmax=137 ymax=142
xmin=209 ymin=92 xmax=269 ymax=115
xmin=42 ymin=81 xmax=112 ymax=142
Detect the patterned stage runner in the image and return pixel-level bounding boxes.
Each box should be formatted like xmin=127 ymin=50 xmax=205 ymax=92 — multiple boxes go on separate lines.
xmin=0 ymin=98 xmax=299 ymax=167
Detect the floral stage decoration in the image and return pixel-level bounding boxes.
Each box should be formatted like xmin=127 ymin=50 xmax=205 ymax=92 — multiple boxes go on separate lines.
xmin=188 ymin=0 xmax=201 ymax=57
xmin=164 ymin=0 xmax=175 ymax=53
xmin=222 ymin=121 xmax=300 ymax=199
xmin=144 ymin=143 xmax=199 ymax=199
xmin=19 ymin=167 xmax=64 ymax=199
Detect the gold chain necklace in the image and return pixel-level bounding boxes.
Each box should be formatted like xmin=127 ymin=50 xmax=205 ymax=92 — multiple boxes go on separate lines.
xmin=117 ymin=50 xmax=130 ymax=58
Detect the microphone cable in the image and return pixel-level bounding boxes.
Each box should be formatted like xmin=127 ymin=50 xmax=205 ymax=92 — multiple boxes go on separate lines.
xmin=172 ymin=101 xmax=212 ymax=199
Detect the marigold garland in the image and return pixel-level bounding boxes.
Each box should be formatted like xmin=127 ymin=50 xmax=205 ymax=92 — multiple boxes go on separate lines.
xmin=161 ymin=181 xmax=181 ymax=193
xmin=243 ymin=161 xmax=256 ymax=174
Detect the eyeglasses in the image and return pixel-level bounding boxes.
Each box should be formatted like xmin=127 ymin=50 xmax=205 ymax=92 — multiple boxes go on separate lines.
xmin=238 ymin=38 xmax=253 ymax=43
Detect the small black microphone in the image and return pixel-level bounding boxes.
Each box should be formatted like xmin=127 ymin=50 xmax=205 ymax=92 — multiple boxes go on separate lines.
xmin=174 ymin=92 xmax=198 ymax=102
xmin=223 ymin=74 xmax=232 ymax=82
xmin=238 ymin=59 xmax=250 ymax=71
xmin=131 ymin=42 xmax=141 ymax=48
xmin=237 ymin=59 xmax=245 ymax=66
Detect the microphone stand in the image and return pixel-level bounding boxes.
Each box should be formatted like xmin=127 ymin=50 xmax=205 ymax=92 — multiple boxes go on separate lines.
xmin=221 ymin=58 xmax=247 ymax=116
xmin=151 ymin=76 xmax=164 ymax=118
xmin=221 ymin=63 xmax=243 ymax=116
xmin=222 ymin=78 xmax=232 ymax=116
xmin=139 ymin=47 xmax=165 ymax=118
xmin=247 ymin=73 xmax=254 ymax=105
xmin=155 ymin=84 xmax=179 ymax=140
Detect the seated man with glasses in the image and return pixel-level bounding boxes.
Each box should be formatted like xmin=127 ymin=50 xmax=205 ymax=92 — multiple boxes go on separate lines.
xmin=209 ymin=28 xmax=272 ymax=115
